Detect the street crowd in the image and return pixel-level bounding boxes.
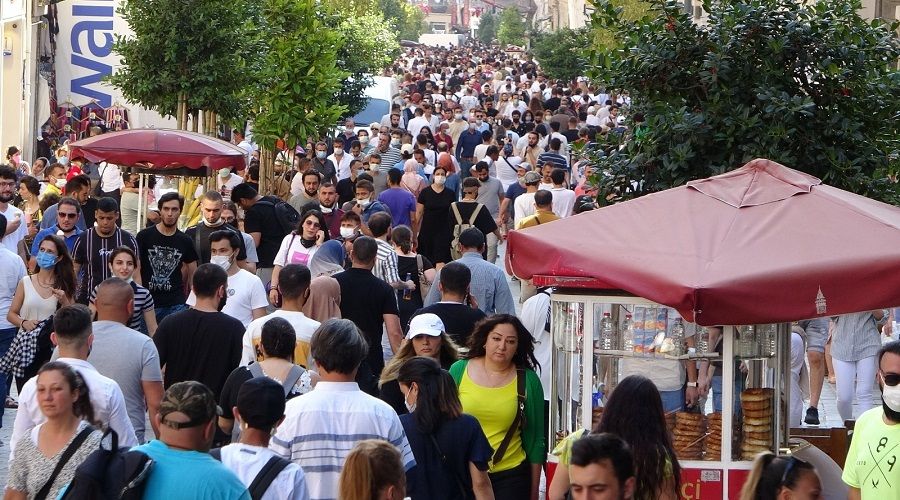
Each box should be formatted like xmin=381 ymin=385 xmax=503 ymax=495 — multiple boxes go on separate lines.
xmin=0 ymin=39 xmax=894 ymax=500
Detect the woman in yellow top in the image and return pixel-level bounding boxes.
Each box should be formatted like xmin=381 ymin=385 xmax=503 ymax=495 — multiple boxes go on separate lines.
xmin=450 ymin=314 xmax=545 ymax=500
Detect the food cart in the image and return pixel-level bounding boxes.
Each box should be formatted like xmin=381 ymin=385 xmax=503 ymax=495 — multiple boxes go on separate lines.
xmin=506 ymin=159 xmax=900 ymax=498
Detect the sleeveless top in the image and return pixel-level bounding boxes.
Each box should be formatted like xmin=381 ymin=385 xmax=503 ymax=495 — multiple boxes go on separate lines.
xmin=21 ymin=276 xmax=59 ymax=322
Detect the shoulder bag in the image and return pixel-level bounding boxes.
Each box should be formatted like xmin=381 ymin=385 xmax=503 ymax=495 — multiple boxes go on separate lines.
xmin=34 ymin=425 xmax=96 ymax=500
xmin=416 ymin=254 xmax=432 ymax=302
xmin=492 ymin=368 xmax=526 ymax=466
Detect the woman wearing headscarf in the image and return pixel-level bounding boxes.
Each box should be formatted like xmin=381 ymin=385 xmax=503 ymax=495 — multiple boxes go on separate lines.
xmin=436 ymin=153 xmax=460 ymax=198
xmin=303 ymin=240 xmax=343 ymax=322
xmin=401 ymin=159 xmax=427 ymax=198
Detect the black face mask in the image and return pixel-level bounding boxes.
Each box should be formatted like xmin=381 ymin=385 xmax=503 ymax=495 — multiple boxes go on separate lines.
xmin=300 ymin=237 xmax=316 ymax=248
xmin=217 ymin=294 xmax=227 ymax=312
xmin=884 ymin=400 xmax=900 ymax=423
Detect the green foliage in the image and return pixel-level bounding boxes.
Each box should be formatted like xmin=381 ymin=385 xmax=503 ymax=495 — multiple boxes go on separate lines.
xmin=497 ymin=9 xmax=528 ymax=46
xmin=248 ymin=0 xmax=347 ymax=150
xmin=531 ymin=28 xmax=590 ymax=82
xmin=477 ymin=12 xmax=498 ymax=43
xmin=379 ymin=0 xmax=427 ymax=41
xmin=587 ymin=0 xmax=900 ymax=205
xmin=589 ymin=0 xmax=653 ymax=50
xmin=333 ymin=13 xmax=401 ymax=117
xmin=110 ymin=0 xmax=254 ymax=121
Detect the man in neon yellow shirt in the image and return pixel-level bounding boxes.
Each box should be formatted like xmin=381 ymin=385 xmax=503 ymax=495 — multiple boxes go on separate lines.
xmin=843 ymin=341 xmax=900 ymax=498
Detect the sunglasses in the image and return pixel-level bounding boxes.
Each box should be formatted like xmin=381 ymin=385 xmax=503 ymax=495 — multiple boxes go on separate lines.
xmin=59 ymin=213 xmax=78 ymax=219
xmin=779 ymin=456 xmax=807 ymax=486
xmin=882 ymin=372 xmax=900 ymax=387
xmin=304 ymin=220 xmax=321 ymax=228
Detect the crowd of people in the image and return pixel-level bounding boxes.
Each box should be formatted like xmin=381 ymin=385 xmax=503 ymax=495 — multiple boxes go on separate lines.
xmin=0 ymin=39 xmax=893 ymax=500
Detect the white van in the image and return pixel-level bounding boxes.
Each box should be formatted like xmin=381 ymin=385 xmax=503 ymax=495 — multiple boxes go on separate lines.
xmin=345 ymin=76 xmax=399 ymax=132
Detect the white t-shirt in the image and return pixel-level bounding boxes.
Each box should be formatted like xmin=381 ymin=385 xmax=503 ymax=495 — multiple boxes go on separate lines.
xmin=550 ymin=187 xmax=577 ymax=218
xmin=99 ymin=163 xmax=124 ymax=192
xmin=187 ymin=269 xmax=268 ymax=327
xmin=241 ymin=310 xmax=321 ymax=366
xmin=195 ymin=174 xmax=244 ymax=199
xmin=219 ymin=444 xmax=310 ymax=500
xmin=495 ymin=156 xmax=522 ymax=192
xmin=0 ymin=204 xmax=26 ymax=253
xmin=328 ymin=154 xmax=353 ymax=181
xmin=273 ymin=233 xmax=318 ymax=268
xmin=513 ymin=192 xmax=537 ymax=226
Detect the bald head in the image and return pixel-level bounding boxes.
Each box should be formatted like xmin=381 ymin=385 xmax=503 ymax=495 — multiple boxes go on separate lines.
xmin=94 ymin=278 xmax=135 ymax=324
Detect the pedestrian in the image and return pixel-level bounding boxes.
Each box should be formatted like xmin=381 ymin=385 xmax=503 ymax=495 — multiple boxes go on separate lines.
xmin=71 ymin=197 xmax=140 ymax=305
xmin=379 ymin=169 xmax=418 ymax=228
xmin=415 ymin=165 xmax=456 ymax=266
xmin=741 ymin=453 xmax=822 ymax=500
xmin=451 ymin=177 xmax=501 ymax=261
xmin=304 ymin=241 xmax=344 ymax=323
xmin=379 ymin=314 xmax=460 ymax=415
xmin=231 ymin=183 xmax=291 ymax=287
xmin=215 ymin=377 xmax=311 ymax=500
xmin=89 ymin=246 xmax=157 ymax=335
xmin=154 ymin=263 xmax=244 ymax=399
xmin=338 ymin=440 xmax=407 ymax=500
xmin=391 ymin=225 xmax=436 ymax=333
xmin=800 ymin=317 xmax=830 ymax=425
xmin=471 ymin=162 xmax=505 ymax=263
xmin=412 ymin=261 xmax=486 ymax=347
xmin=31 ymin=197 xmax=83 ymax=265
xmin=269 ymin=210 xmax=328 ymax=305
xmin=568 ymin=433 xmax=636 ymax=500
xmin=184 ymin=190 xmax=249 ymax=268
xmin=136 ymin=192 xmax=198 ymax=323
xmin=5 ymin=362 xmax=103 ymax=499
xmin=0 ymin=214 xmax=26 ymax=412
xmin=0 ymin=165 xmax=27 ymax=253
xmin=831 ymin=310 xmax=889 ymax=421
xmin=450 ymin=314 xmax=546 ymax=500
xmin=270 ymin=319 xmax=415 ymax=500
xmin=515 ymin=189 xmax=560 ymax=229
xmin=134 ymin=381 xmax=250 ymax=499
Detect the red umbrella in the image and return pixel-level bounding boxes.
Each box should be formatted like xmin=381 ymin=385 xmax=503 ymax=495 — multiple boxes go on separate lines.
xmin=506 ymin=159 xmax=900 ymax=326
xmin=68 ymin=128 xmax=247 ymax=174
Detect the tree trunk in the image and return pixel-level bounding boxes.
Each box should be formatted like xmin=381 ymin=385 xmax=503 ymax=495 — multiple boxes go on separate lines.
xmin=176 ymin=94 xmax=185 ymax=130
xmin=259 ymin=148 xmax=273 ymax=196
xmin=191 ymin=110 xmax=199 ymax=133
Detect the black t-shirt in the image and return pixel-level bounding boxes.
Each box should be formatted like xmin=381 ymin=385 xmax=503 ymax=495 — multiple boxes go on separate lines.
xmin=153 ymin=308 xmax=244 ymax=399
xmin=244 ymin=196 xmax=286 ymax=268
xmin=72 ymin=228 xmax=139 ymax=304
xmin=545 ymin=97 xmax=561 ymax=112
xmin=449 ymin=201 xmax=497 ymax=239
xmin=185 ymin=222 xmax=248 ymax=265
xmin=336 ymin=177 xmax=357 ymax=207
xmin=136 ymin=226 xmax=198 ymax=307
xmin=82 ymin=198 xmax=98 ymax=228
xmin=562 ymin=129 xmax=579 ymax=142
xmin=401 ymin=413 xmax=493 ymax=500
xmin=412 ymin=303 xmax=486 ymax=348
xmin=396 ymin=254 xmax=434 ymax=332
xmin=334 ymin=268 xmax=399 ymax=375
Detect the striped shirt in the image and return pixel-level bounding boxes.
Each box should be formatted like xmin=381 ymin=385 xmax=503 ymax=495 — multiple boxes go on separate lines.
xmin=89 ymin=281 xmax=155 ymax=333
xmin=537 ymin=151 xmax=569 ymax=173
xmin=72 ymin=228 xmax=139 ymax=304
xmin=376 ymin=147 xmax=402 ymax=173
xmin=831 ymin=311 xmax=889 ymax=362
xmin=374 ymin=238 xmax=401 ymax=285
xmin=270 ymin=381 xmax=415 ymax=500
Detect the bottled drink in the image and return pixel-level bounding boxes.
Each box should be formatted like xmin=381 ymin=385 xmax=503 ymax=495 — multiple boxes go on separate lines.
xmin=599 ymin=312 xmax=617 ymax=351
xmin=739 ymin=325 xmax=757 ymax=358
xmin=696 ymin=327 xmax=710 ymax=354
xmin=402 ymin=273 xmax=413 ymax=300
xmin=621 ymin=314 xmax=635 ymax=351
xmin=669 ymin=318 xmax=685 ymax=356
xmin=760 ymin=324 xmax=776 ymax=357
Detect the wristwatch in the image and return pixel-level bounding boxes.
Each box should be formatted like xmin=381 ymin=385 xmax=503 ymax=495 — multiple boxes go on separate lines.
xmin=686 ymin=382 xmax=698 ymax=388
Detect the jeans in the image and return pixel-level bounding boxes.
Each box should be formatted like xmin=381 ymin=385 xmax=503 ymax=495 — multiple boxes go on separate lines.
xmin=0 ymin=326 xmax=17 ymax=424
xmin=659 ymin=387 xmax=686 ymax=413
xmin=833 ymin=356 xmax=878 ymax=422
xmin=155 ymin=303 xmax=188 ymax=323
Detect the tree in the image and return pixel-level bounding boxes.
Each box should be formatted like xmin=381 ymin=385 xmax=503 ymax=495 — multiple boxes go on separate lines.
xmin=111 ymin=0 xmax=254 ymax=129
xmin=531 ymin=28 xmax=589 ymax=82
xmin=333 ymin=13 xmax=401 ymax=118
xmin=587 ymin=0 xmax=900 ymax=205
xmin=477 ymin=12 xmax=498 ymax=43
xmin=379 ymin=0 xmax=427 ymax=41
xmin=497 ymin=8 xmax=528 ymax=46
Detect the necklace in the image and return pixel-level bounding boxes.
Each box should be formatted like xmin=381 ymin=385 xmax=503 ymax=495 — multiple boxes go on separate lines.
xmin=35 ymin=274 xmax=55 ymax=289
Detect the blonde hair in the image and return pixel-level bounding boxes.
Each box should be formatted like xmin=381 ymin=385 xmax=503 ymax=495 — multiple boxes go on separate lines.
xmin=379 ymin=332 xmax=460 ymax=387
xmin=740 ymin=452 xmax=815 ymax=500
xmin=338 ymin=440 xmax=405 ymax=500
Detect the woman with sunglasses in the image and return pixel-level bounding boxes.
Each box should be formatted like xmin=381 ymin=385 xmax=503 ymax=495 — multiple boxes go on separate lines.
xmin=740 ymin=453 xmax=822 ymax=500
xmin=269 ymin=210 xmax=329 ymax=305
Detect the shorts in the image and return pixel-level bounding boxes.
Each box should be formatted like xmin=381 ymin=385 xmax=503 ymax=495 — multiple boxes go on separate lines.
xmin=799 ymin=317 xmax=829 ymax=353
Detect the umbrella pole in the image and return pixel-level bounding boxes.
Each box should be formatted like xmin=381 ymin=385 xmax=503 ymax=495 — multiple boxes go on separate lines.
xmin=137 ymin=172 xmax=146 ymax=231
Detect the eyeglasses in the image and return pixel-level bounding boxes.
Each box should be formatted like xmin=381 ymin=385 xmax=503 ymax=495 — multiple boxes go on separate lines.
xmin=59 ymin=212 xmax=78 ymax=219
xmin=0 ymin=181 xmax=14 ymax=188
xmin=882 ymin=372 xmax=900 ymax=387
xmin=303 ymin=220 xmax=321 ymax=228
xmin=779 ymin=456 xmax=804 ymax=486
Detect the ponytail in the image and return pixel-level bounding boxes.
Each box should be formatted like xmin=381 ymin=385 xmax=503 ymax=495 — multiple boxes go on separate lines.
xmin=338 ymin=440 xmax=405 ymax=500
xmin=38 ymin=361 xmax=99 ymax=428
xmin=740 ymin=453 xmax=815 ymax=500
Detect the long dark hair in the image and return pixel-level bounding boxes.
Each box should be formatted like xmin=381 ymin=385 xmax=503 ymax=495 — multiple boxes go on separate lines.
xmin=595 ymin=374 xmax=680 ymax=499
xmin=36 ymin=235 xmax=76 ymax=300
xmin=391 ymin=225 xmax=413 ymax=254
xmin=296 ymin=209 xmax=330 ymax=241
xmin=465 ymin=314 xmax=539 ymax=371
xmin=38 ymin=361 xmax=98 ymax=426
xmin=397 ymin=357 xmax=462 ymax=434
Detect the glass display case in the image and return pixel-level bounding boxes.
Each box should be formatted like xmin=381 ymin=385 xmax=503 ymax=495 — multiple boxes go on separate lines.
xmin=549 ymin=291 xmax=792 ymax=498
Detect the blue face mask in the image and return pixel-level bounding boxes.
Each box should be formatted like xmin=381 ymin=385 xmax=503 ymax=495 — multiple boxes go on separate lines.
xmin=36 ymin=251 xmax=57 ymax=269
xmin=316 ymin=151 xmax=327 ymax=159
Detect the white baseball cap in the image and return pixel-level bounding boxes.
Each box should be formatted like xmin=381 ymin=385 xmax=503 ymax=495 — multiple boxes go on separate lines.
xmin=407 ymin=313 xmax=444 ymax=339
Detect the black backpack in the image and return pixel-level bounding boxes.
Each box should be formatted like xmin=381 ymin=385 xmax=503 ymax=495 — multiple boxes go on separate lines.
xmin=209 ymin=448 xmax=291 ymax=500
xmin=256 ymin=199 xmax=300 ymax=237
xmin=60 ymin=429 xmax=153 ymax=500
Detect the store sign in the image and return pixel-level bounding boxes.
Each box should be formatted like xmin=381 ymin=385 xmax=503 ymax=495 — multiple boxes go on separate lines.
xmin=56 ymin=0 xmax=121 ymax=108
xmin=679 ymin=468 xmax=723 ymax=499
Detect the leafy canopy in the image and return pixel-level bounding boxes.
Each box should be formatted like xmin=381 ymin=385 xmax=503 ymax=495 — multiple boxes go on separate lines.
xmin=498 ymin=9 xmax=528 ymax=46
xmin=478 ymin=12 xmax=499 ymax=43
xmin=332 ymin=12 xmax=401 ymax=117
xmin=532 ymin=28 xmax=590 ymax=82
xmin=587 ymin=0 xmax=900 ymax=205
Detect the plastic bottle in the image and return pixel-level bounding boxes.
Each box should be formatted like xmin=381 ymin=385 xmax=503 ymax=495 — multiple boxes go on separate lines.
xmin=739 ymin=325 xmax=757 ymax=358
xmin=621 ymin=314 xmax=635 ymax=352
xmin=670 ymin=318 xmax=685 ymax=356
xmin=402 ymin=273 xmax=413 ymax=300
xmin=696 ymin=327 xmax=710 ymax=354
xmin=599 ymin=312 xmax=617 ymax=351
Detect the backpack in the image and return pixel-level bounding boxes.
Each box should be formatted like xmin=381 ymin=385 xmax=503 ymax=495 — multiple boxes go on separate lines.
xmin=209 ymin=448 xmax=291 ymax=500
xmin=60 ymin=429 xmax=153 ymax=500
xmin=256 ymin=199 xmax=300 ymax=237
xmin=450 ymin=202 xmax=482 ymax=261
xmin=247 ymin=362 xmax=305 ymax=397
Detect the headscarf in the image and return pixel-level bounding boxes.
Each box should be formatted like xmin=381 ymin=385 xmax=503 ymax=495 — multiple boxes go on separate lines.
xmin=401 ymin=159 xmax=426 ymax=197
xmin=302 ymin=276 xmax=341 ymax=323
xmin=308 ymin=240 xmax=345 ymax=278
xmin=437 ymin=152 xmax=455 ymax=174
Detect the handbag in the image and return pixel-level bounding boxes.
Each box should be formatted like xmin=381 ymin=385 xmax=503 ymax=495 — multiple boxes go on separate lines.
xmin=416 ymin=254 xmax=432 ymax=302
xmin=34 ymin=425 xmax=95 ymax=500
xmin=492 ymin=369 xmax=526 ymax=466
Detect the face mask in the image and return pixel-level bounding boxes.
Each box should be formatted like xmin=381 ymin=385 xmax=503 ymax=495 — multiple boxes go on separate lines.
xmin=369 ymin=164 xmax=380 ymax=172
xmin=433 ymin=175 xmax=446 ymax=186
xmin=210 ymin=254 xmax=232 ymax=271
xmin=356 ymin=198 xmax=371 ymax=208
xmin=203 ymin=217 xmax=223 ymax=227
xmin=359 ymin=136 xmax=369 ymax=145
xmin=316 ymin=151 xmax=327 ymax=159
xmin=404 ymin=391 xmax=416 ymax=413
xmin=55 ymin=178 xmax=67 ymax=188
xmin=517 ymin=175 xmax=526 ymax=186
xmin=320 ymin=205 xmax=332 ymax=214
xmin=356 ymin=169 xmax=367 ymax=177
xmin=36 ymin=251 xmax=57 ymax=269
xmin=217 ymin=293 xmax=227 ymax=312
xmin=218 ymin=168 xmax=230 ymax=178
xmin=468 ymin=123 xmax=477 ymax=130
xmin=12 ymin=154 xmax=20 ymax=163
xmin=476 ymin=119 xmax=483 ymax=126
xmin=58 ymin=156 xmax=69 ymax=166
xmin=334 ymin=149 xmax=343 ymax=156
xmin=883 ymin=379 xmax=900 ymax=412
xmin=300 ymin=237 xmax=316 ymax=249
xmin=454 ymin=113 xmax=462 ymax=120
xmin=340 ymin=227 xmax=356 ymax=239
xmin=390 ymin=139 xmax=401 ymax=147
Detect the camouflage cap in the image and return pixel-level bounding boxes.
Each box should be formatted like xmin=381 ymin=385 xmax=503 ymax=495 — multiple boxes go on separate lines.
xmin=159 ymin=381 xmax=221 ymax=430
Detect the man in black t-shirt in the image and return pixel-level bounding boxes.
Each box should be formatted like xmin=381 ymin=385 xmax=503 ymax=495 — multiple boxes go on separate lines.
xmin=184 ymin=190 xmax=248 ymax=268
xmin=137 ymin=192 xmax=199 ymax=322
xmin=153 ymin=263 xmax=243 ymax=399
xmin=231 ymin=183 xmax=288 ymax=286
xmin=72 ymin=197 xmax=140 ymax=304
xmin=334 ymin=236 xmax=402 ymax=395
xmin=411 ymin=261 xmax=485 ymax=347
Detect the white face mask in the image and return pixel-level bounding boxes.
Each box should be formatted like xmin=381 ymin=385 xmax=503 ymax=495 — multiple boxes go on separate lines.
xmin=320 ymin=206 xmax=333 ymax=214
xmin=404 ymin=389 xmax=416 ymax=413
xmin=339 ymin=227 xmax=356 ymax=239
xmin=433 ymin=175 xmax=446 ymax=186
xmin=55 ymin=178 xmax=67 ymax=188
xmin=883 ymin=377 xmax=900 ymax=412
xmin=210 ymin=254 xmax=232 ymax=271
xmin=359 ymin=136 xmax=369 ymax=144
xmin=454 ymin=113 xmax=462 ymax=120
xmin=369 ymin=163 xmax=380 ymax=172
xmin=356 ymin=198 xmax=371 ymax=208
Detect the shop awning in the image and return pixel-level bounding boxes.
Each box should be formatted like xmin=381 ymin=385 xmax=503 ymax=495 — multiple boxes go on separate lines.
xmin=68 ymin=128 xmax=247 ymax=175
xmin=506 ymin=159 xmax=900 ymax=326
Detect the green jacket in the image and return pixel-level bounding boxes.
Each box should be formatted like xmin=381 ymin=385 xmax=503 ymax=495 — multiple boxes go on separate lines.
xmin=449 ymin=359 xmax=547 ymax=464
